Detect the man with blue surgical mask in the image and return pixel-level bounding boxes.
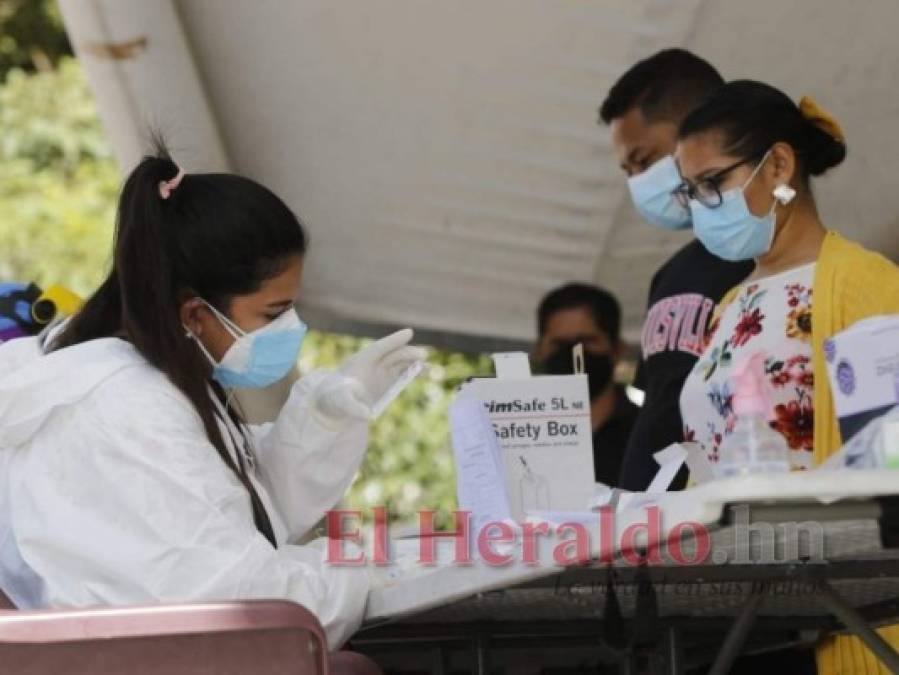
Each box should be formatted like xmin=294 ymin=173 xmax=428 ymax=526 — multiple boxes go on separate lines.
xmin=599 ymin=50 xmax=754 ymax=491
xmin=601 ymin=50 xmax=819 ymax=675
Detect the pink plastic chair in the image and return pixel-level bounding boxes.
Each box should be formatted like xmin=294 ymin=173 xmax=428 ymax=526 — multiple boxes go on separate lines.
xmin=0 ymin=599 xmax=329 ymax=674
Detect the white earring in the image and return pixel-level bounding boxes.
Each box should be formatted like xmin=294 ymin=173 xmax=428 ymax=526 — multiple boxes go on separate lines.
xmin=773 ymin=184 xmax=796 ymax=205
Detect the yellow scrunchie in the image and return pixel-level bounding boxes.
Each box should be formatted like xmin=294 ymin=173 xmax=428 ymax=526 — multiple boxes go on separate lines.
xmin=798 ymin=96 xmax=846 ymax=144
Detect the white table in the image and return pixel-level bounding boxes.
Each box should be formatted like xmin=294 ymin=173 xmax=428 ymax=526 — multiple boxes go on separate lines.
xmin=356 ymin=471 xmax=899 ymax=673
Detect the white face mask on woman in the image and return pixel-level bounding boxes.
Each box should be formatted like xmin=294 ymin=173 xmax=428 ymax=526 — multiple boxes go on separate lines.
xmin=186 ymin=301 xmax=307 ymax=389
xmin=689 ymin=150 xmax=781 ymax=261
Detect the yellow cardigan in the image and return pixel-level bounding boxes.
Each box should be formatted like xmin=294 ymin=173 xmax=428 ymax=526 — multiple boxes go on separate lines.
xmin=716 ymin=231 xmax=899 ymax=674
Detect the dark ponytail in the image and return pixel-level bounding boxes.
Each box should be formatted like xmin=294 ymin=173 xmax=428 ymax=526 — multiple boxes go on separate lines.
xmin=52 ymin=142 xmax=307 ymax=547
xmin=678 ymin=80 xmax=847 ymax=181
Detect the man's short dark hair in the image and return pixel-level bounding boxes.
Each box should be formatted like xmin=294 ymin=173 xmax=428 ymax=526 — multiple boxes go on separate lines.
xmin=599 ymin=48 xmax=724 ymax=126
xmin=537 ymin=283 xmax=621 ymax=343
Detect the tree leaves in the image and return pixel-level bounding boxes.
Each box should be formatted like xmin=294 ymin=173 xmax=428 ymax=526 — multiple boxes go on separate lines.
xmin=0 ymin=57 xmax=118 ymax=294
xmin=0 ymin=0 xmax=72 ymax=81
xmin=2 ymin=57 xmax=491 ymax=530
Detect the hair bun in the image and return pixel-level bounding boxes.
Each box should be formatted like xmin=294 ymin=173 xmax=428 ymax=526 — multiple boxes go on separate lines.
xmin=797 ymin=96 xmax=847 ymax=176
xmin=804 ymin=132 xmax=846 ymax=176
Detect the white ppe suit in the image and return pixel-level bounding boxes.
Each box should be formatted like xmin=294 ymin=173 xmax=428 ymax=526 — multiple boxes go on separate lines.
xmin=0 ymin=334 xmax=373 ymax=649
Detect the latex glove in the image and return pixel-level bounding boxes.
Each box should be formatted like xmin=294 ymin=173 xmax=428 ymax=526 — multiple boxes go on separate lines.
xmin=315 ymin=329 xmax=427 ymax=422
xmin=312 ymin=374 xmax=373 ymax=423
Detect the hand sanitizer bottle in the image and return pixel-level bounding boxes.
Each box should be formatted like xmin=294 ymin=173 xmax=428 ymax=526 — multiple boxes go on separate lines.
xmin=715 ymin=351 xmax=791 ymax=479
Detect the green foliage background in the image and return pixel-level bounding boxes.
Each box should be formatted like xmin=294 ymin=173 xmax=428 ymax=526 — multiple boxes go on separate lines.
xmin=0 ymin=59 xmax=119 ymax=291
xmin=0 ymin=51 xmax=490 ymax=528
xmin=0 ymin=0 xmax=70 ymax=77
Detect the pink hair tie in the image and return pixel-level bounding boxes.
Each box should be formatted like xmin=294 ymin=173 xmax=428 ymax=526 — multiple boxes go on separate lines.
xmin=159 ymin=167 xmax=185 ymax=199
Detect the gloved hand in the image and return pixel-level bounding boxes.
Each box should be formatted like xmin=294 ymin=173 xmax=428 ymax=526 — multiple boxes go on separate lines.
xmin=314 ymin=329 xmax=427 ymax=422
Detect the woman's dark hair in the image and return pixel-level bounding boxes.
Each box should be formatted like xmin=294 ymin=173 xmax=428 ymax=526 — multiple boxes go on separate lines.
xmin=678 ymin=80 xmax=847 ymax=181
xmin=51 ymin=142 xmax=307 ymax=547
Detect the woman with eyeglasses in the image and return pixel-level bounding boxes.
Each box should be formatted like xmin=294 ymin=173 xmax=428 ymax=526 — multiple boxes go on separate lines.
xmin=675 ymin=80 xmax=899 ymax=674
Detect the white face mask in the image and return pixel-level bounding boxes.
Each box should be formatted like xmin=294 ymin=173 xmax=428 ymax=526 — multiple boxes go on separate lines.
xmin=690 ymin=150 xmax=778 ymax=262
xmin=627 ymin=155 xmax=692 ymax=230
xmin=186 ymin=301 xmax=307 ymax=389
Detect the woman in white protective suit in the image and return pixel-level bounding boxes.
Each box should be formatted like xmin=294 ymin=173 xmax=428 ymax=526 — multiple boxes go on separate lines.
xmin=0 ymin=146 xmax=424 ymax=668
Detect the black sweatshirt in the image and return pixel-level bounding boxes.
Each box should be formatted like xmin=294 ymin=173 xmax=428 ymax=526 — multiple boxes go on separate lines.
xmin=618 ymin=239 xmax=754 ymax=491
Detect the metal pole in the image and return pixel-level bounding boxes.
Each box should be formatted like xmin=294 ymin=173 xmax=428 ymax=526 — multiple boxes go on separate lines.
xmin=475 ymin=633 xmax=489 ymax=675
xmin=433 ymin=646 xmax=449 ymax=675
xmin=618 ymin=652 xmax=635 ymax=675
xmin=708 ymin=592 xmax=765 ymax=675
xmin=665 ymin=625 xmax=685 ymax=675
xmin=816 ymin=581 xmax=899 ymax=673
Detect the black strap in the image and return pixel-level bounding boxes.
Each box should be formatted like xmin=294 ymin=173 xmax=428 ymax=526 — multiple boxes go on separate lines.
xmin=603 ymin=570 xmax=627 ymax=650
xmin=211 ymin=391 xmax=279 ymax=548
xmin=631 ymin=559 xmax=661 ymax=648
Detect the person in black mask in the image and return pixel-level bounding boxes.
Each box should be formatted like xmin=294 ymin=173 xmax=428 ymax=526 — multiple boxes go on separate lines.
xmin=534 ymin=283 xmax=638 ymax=487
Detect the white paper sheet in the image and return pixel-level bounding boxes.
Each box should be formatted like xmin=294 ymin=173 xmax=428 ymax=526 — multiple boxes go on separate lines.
xmin=647 ymin=443 xmax=688 ymax=493
xmin=491 ymin=352 xmax=531 ymax=379
xmin=449 ymin=392 xmax=513 ymax=536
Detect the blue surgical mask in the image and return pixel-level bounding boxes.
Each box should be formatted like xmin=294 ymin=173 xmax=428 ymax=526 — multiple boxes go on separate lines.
xmin=188 ymin=301 xmax=307 ymax=389
xmin=690 ymin=151 xmax=776 ymax=261
xmin=627 ymin=155 xmax=691 ymax=230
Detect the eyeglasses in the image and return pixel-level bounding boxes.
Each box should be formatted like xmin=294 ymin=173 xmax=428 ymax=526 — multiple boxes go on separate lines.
xmin=672 ymin=155 xmax=764 ymax=210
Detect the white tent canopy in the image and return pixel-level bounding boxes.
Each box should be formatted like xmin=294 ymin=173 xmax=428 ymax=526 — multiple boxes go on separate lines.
xmin=59 ymin=0 xmax=899 ymax=351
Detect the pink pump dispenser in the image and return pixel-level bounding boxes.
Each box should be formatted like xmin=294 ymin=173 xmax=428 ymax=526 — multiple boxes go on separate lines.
xmin=715 ymin=351 xmax=791 ymax=478
xmin=731 ymin=352 xmax=770 ymax=418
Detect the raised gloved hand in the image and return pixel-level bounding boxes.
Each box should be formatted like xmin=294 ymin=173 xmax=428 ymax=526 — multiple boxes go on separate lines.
xmin=314 ymin=329 xmax=427 ymax=422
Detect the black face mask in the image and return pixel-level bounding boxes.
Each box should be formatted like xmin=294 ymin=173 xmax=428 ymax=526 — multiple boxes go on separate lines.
xmin=541 ymin=342 xmax=614 ymax=400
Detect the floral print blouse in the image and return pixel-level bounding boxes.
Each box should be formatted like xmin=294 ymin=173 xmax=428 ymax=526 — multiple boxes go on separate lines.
xmin=680 ymin=263 xmax=816 ymax=471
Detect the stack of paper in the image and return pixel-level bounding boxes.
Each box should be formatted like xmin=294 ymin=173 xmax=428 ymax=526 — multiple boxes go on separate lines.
xmin=448 ymin=392 xmax=513 ymax=537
